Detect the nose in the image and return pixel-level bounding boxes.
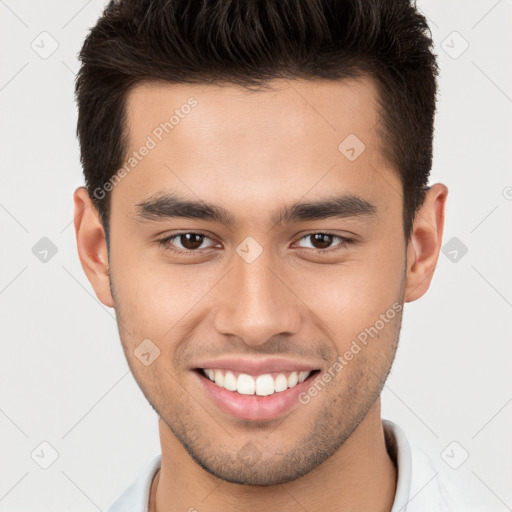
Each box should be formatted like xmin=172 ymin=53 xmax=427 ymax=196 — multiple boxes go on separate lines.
xmin=212 ymin=248 xmax=302 ymax=347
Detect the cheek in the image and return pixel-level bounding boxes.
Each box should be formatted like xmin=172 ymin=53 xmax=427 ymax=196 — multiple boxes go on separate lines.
xmin=294 ymin=241 xmax=405 ymax=346
xmin=109 ymin=249 xmax=219 ymax=347
xmin=108 ymin=247 xmax=172 ymax=340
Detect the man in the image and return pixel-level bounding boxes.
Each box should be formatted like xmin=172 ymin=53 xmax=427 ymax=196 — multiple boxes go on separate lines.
xmin=72 ymin=0 xmax=467 ymax=510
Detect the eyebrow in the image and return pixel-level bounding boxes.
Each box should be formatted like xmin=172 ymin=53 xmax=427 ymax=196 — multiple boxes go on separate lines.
xmin=131 ymin=192 xmax=377 ymax=225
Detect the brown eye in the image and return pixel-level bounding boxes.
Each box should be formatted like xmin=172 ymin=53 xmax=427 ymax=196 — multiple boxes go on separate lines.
xmin=309 ymin=233 xmax=334 ymax=249
xmin=294 ymin=233 xmax=352 ymax=252
xmin=158 ymin=232 xmax=217 ymax=254
xmin=178 ymin=233 xmax=205 ymax=250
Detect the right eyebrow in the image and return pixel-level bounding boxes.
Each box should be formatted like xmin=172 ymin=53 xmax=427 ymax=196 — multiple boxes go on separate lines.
xmin=131 ymin=193 xmax=236 ymax=224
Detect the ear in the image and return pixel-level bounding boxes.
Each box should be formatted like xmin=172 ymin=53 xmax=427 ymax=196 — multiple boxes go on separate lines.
xmin=404 ymin=183 xmax=448 ymax=302
xmin=73 ymin=187 xmax=114 ymax=308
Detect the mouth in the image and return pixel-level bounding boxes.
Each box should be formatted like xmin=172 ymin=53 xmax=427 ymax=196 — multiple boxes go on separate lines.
xmin=197 ymin=367 xmax=320 ymax=395
xmin=193 ymin=367 xmax=321 ymax=421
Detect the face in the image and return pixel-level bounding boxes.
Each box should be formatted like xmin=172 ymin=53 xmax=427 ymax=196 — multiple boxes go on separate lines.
xmin=77 ymin=77 xmax=436 ymax=486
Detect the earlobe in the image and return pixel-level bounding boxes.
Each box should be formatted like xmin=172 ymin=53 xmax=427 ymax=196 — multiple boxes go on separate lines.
xmin=404 ymin=183 xmax=448 ymax=303
xmin=73 ymin=187 xmax=114 ymax=308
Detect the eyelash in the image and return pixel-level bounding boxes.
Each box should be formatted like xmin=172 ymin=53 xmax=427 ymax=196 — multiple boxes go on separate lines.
xmin=157 ymin=232 xmax=353 ymax=256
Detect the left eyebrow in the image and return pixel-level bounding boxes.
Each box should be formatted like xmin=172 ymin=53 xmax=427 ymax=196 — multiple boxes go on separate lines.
xmin=271 ymin=194 xmax=377 ymax=225
xmin=130 ymin=192 xmax=377 ymax=225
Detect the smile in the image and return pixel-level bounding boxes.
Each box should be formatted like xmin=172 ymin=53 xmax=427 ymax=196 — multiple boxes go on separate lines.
xmin=200 ymin=368 xmax=314 ymax=396
xmin=193 ymin=363 xmax=321 ymax=421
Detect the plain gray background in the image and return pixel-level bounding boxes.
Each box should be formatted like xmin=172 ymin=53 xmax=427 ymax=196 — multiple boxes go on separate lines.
xmin=1 ymin=0 xmax=511 ymax=510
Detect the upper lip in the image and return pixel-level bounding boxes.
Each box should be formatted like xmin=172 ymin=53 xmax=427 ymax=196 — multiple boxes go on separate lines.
xmin=193 ymin=357 xmax=320 ymax=376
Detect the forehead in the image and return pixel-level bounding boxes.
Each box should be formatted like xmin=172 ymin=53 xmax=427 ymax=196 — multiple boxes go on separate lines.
xmin=124 ymin=77 xmax=381 ymax=150
xmin=115 ymin=77 xmax=398 ymax=217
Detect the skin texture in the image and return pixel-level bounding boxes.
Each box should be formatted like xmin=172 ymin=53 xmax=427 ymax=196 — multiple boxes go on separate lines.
xmin=73 ymin=77 xmax=447 ymax=511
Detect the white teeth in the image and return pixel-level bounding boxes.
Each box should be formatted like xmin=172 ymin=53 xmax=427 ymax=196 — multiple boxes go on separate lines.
xmin=274 ymin=373 xmax=288 ymax=392
xmin=224 ymin=371 xmax=237 ymax=391
xmin=255 ymin=374 xmax=275 ymax=396
xmin=214 ymin=369 xmax=224 ymax=387
xmin=237 ymin=373 xmax=255 ymax=395
xmin=203 ymin=369 xmax=313 ymax=395
xmin=287 ymin=371 xmax=298 ymax=388
xmin=298 ymin=371 xmax=309 ymax=383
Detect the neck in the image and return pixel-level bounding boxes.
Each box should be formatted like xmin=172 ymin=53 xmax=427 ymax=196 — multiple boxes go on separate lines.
xmin=150 ymin=399 xmax=397 ymax=512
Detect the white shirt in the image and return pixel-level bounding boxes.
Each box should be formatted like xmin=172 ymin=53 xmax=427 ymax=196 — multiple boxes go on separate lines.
xmin=106 ymin=419 xmax=474 ymax=512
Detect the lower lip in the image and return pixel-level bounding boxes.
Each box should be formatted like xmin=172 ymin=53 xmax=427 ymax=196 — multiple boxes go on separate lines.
xmin=194 ymin=370 xmax=318 ymax=421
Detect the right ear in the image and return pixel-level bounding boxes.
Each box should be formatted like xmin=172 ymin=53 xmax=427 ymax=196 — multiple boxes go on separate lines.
xmin=73 ymin=187 xmax=114 ymax=308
